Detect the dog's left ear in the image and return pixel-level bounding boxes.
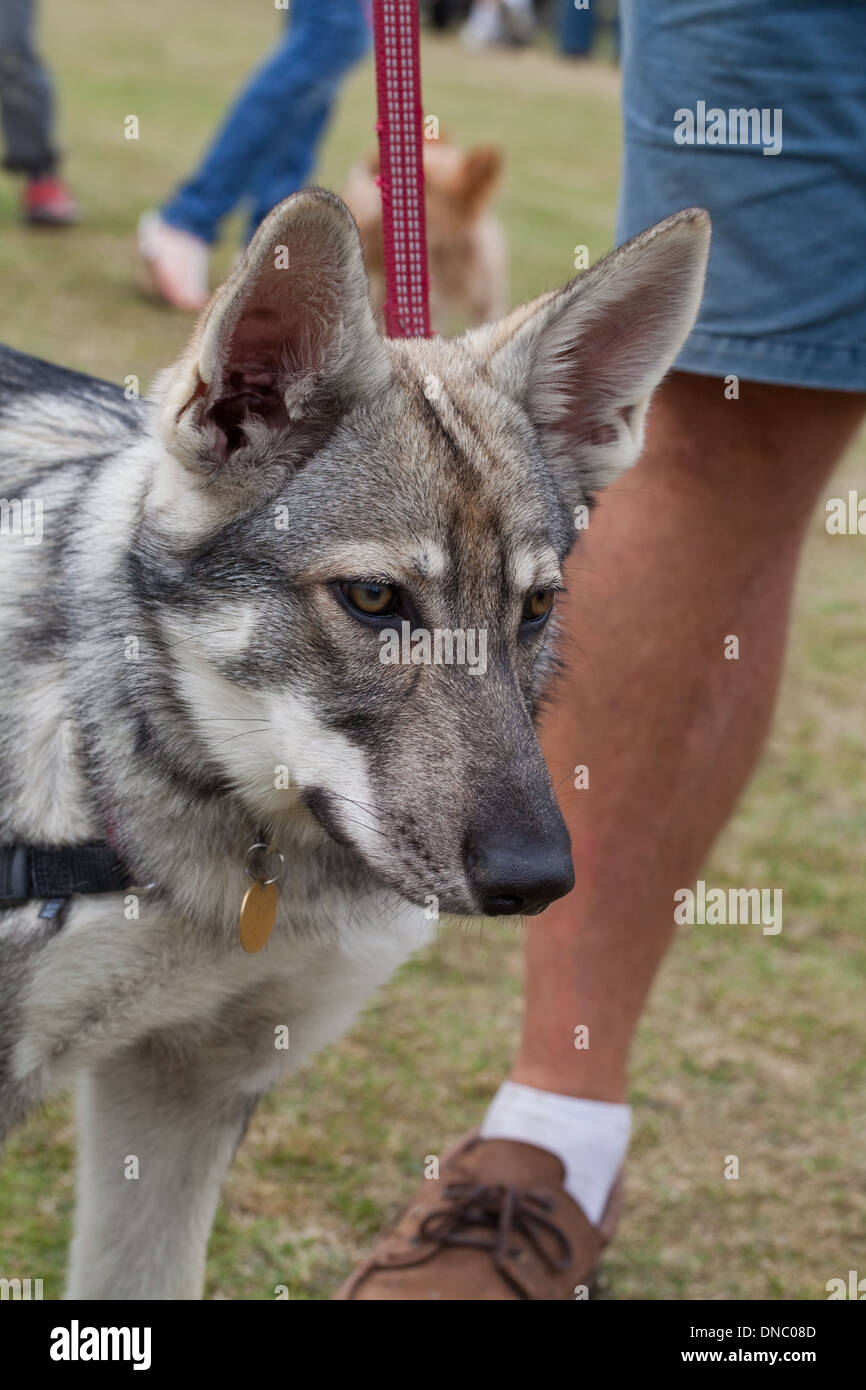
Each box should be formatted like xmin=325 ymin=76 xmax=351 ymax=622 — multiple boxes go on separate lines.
xmin=453 ymin=145 xmax=503 ymax=217
xmin=466 ymin=208 xmax=710 ymax=496
xmin=153 ymin=188 xmax=389 ymax=477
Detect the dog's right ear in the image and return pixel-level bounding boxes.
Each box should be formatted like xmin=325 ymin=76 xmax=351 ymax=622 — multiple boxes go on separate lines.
xmin=152 ymin=188 xmax=389 ymax=481
xmin=465 ymin=208 xmax=710 ymax=498
xmin=453 ymin=145 xmax=503 ymax=217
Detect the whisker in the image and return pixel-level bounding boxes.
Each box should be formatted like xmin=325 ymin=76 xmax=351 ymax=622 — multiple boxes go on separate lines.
xmin=160 ymin=626 xmax=253 ymax=653
xmin=327 ymin=791 xmax=390 ymax=826
xmin=197 ymin=716 xmax=273 ymax=724
xmin=331 ymin=813 xmax=391 ymax=841
xmin=212 ymin=726 xmax=272 ymax=747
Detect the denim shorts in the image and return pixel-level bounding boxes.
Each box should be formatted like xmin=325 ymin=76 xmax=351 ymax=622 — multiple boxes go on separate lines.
xmin=615 ymin=0 xmax=866 ymax=391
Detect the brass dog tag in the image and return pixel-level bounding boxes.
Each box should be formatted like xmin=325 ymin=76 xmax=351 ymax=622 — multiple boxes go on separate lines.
xmin=239 ymin=880 xmax=278 ymax=953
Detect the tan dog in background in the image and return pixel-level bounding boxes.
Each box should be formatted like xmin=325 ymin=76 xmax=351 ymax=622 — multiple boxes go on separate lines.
xmin=344 ymin=135 xmax=507 ymax=334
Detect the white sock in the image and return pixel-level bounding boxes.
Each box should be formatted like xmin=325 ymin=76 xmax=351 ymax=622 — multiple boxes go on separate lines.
xmin=481 ymin=1081 xmax=631 ymax=1226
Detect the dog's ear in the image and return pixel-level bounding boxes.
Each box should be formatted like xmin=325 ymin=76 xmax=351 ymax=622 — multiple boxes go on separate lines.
xmin=452 ymin=145 xmax=503 ymax=217
xmin=465 ymin=208 xmax=710 ymax=496
xmin=153 ymin=188 xmax=389 ymax=478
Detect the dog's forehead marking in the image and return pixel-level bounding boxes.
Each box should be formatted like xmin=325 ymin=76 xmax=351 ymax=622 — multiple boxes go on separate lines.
xmin=381 ymin=352 xmax=568 ymax=614
xmin=301 ymin=539 xmax=447 ymax=584
xmin=390 ymin=337 xmax=508 ymax=479
xmin=403 ymin=345 xmax=551 ymax=525
xmin=409 ymin=539 xmax=447 ymax=578
xmin=418 ymin=359 xmax=500 ymax=483
xmin=510 ymin=544 xmax=561 ymax=593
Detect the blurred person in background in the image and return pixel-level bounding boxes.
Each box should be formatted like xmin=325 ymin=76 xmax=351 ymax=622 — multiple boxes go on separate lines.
xmin=460 ymin=0 xmax=535 ymax=49
xmin=138 ymin=0 xmax=370 ymax=310
xmin=0 ymin=0 xmax=77 ymax=225
xmin=558 ymin=0 xmax=619 ymax=60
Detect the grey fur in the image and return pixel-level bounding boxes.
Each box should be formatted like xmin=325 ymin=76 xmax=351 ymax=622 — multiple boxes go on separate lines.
xmin=0 ymin=189 xmax=709 ymax=1298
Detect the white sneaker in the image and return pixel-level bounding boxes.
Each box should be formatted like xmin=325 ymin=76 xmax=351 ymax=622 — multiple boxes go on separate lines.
xmin=138 ymin=210 xmax=210 ymax=311
xmin=501 ymin=0 xmax=535 ymax=46
xmin=460 ymin=0 xmax=507 ymax=50
xmin=461 ymin=0 xmax=534 ymax=50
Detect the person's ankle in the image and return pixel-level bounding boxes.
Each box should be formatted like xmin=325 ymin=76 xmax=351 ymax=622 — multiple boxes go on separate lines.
xmin=510 ymin=1060 xmax=628 ymax=1105
xmin=482 ymin=1080 xmax=631 ymax=1225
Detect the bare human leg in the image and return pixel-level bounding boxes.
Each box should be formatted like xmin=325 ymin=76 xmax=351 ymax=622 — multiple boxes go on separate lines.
xmin=512 ymin=372 xmax=866 ymax=1103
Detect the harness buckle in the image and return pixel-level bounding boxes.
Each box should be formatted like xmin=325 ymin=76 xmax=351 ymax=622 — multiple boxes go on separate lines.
xmin=0 ymin=846 xmax=30 ymax=906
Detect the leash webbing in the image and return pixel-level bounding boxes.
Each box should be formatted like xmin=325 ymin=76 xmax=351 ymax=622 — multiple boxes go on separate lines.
xmin=372 ymin=0 xmax=432 ymax=338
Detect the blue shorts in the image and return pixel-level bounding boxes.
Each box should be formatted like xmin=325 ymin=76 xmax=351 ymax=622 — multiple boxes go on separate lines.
xmin=616 ymin=0 xmax=866 ymax=391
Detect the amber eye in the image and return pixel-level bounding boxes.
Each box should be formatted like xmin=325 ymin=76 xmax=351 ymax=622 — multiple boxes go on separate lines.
xmin=341 ymin=580 xmax=399 ymax=617
xmin=522 ymin=589 xmax=555 ymax=623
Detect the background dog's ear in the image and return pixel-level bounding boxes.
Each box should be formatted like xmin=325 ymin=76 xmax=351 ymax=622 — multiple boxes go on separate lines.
xmin=452 ymin=145 xmax=504 ymax=217
xmin=466 ymin=208 xmax=710 ymax=496
xmin=154 ymin=188 xmax=389 ymax=476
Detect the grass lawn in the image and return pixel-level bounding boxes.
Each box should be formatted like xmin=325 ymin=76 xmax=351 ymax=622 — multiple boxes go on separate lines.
xmin=0 ymin=0 xmax=863 ymax=1301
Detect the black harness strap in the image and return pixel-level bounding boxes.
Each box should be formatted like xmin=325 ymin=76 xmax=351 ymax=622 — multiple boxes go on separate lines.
xmin=0 ymin=843 xmax=132 ymax=907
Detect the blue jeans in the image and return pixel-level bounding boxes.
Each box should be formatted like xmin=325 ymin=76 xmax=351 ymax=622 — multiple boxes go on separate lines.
xmin=0 ymin=0 xmax=57 ymax=176
xmin=161 ymin=0 xmax=370 ymax=244
xmin=559 ymin=2 xmax=595 ymax=57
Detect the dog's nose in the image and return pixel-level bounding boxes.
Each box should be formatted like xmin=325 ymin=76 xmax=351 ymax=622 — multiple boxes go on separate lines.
xmin=465 ymin=823 xmax=575 ymax=917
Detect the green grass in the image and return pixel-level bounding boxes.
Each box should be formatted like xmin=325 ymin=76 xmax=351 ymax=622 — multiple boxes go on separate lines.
xmin=0 ymin=0 xmax=864 ymax=1301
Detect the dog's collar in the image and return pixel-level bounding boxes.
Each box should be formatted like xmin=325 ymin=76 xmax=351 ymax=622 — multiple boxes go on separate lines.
xmin=0 ymin=842 xmax=133 ymax=909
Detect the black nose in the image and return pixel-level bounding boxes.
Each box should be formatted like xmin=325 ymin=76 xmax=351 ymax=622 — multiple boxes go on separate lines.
xmin=465 ymin=823 xmax=575 ymax=917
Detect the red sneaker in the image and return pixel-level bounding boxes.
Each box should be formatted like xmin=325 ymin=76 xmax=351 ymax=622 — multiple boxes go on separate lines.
xmin=23 ymin=176 xmax=79 ymax=226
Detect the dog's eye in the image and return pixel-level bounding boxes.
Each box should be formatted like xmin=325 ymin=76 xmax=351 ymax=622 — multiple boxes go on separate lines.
xmin=521 ymin=589 xmax=555 ymax=623
xmin=341 ymin=580 xmax=399 ymax=617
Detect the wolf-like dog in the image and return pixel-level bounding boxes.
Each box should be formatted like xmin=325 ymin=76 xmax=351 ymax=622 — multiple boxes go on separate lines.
xmin=0 ymin=190 xmax=709 ymax=1300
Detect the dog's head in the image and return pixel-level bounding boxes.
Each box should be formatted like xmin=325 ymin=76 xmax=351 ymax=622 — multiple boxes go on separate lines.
xmin=346 ymin=138 xmax=503 ymax=255
xmin=344 ymin=139 xmax=505 ymax=332
xmin=421 ymin=138 xmax=503 ymax=236
xmin=144 ymin=189 xmax=709 ymax=918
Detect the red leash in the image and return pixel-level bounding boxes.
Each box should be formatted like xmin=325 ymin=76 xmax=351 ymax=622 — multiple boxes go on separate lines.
xmin=372 ymin=0 xmax=432 ymax=338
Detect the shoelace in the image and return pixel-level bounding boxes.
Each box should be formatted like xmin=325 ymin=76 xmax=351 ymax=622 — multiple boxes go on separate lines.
xmin=417 ymin=1181 xmax=573 ymax=1298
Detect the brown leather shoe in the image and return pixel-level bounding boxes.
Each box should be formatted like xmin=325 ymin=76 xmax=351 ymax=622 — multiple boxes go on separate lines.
xmin=334 ymin=1130 xmax=622 ymax=1300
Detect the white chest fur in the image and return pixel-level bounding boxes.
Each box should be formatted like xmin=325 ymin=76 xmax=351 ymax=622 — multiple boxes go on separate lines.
xmin=12 ymin=889 xmax=433 ymax=1097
